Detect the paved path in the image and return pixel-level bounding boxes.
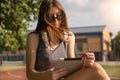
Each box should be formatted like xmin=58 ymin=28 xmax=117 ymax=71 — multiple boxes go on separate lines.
xmin=111 ymin=78 xmax=120 ymax=80
xmin=0 ymin=69 xmax=27 ymax=80
xmin=0 ymin=68 xmax=120 ymax=80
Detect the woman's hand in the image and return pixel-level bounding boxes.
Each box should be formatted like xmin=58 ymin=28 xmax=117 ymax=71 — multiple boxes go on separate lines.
xmin=85 ymin=52 xmax=95 ymax=66
xmin=50 ymin=67 xmax=68 ymax=80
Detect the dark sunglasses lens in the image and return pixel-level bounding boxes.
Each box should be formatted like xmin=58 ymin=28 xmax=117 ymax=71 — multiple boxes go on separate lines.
xmin=57 ymin=14 xmax=64 ymax=20
xmin=47 ymin=17 xmax=54 ymax=22
xmin=47 ymin=14 xmax=65 ymax=22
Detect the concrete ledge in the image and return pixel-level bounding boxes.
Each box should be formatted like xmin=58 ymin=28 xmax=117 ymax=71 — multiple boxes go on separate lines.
xmin=2 ymin=61 xmax=25 ymax=66
xmin=96 ymin=61 xmax=120 ymax=66
xmin=111 ymin=77 xmax=120 ymax=80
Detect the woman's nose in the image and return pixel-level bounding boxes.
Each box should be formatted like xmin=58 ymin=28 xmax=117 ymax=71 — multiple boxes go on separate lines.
xmin=53 ymin=15 xmax=58 ymax=21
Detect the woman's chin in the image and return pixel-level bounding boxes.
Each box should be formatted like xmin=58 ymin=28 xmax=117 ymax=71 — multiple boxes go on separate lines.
xmin=54 ymin=25 xmax=60 ymax=27
xmin=51 ymin=24 xmax=60 ymax=27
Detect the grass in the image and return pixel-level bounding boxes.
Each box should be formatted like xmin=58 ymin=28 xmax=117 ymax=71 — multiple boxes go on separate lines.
xmin=0 ymin=61 xmax=25 ymax=71
xmin=0 ymin=65 xmax=25 ymax=71
xmin=102 ymin=65 xmax=120 ymax=78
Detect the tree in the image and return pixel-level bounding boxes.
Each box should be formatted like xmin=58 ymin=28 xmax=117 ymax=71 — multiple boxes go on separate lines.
xmin=112 ymin=31 xmax=120 ymax=60
xmin=0 ymin=0 xmax=42 ymax=50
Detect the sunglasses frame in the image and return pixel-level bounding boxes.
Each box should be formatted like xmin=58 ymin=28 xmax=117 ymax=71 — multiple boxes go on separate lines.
xmin=46 ymin=12 xmax=65 ymax=22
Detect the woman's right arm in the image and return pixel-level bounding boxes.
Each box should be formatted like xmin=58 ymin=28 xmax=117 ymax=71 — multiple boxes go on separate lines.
xmin=26 ymin=33 xmax=52 ymax=80
xmin=26 ymin=33 xmax=68 ymax=80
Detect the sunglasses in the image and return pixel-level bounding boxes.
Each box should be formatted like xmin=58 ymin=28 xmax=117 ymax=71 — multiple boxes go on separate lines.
xmin=46 ymin=13 xmax=65 ymax=22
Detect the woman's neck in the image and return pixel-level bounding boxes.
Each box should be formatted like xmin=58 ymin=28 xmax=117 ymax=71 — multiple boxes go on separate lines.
xmin=48 ymin=36 xmax=61 ymax=50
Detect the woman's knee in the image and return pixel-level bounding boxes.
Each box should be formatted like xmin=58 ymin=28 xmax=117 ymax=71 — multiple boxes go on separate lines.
xmin=91 ymin=62 xmax=102 ymax=70
xmin=89 ymin=63 xmax=110 ymax=80
xmin=85 ymin=63 xmax=103 ymax=75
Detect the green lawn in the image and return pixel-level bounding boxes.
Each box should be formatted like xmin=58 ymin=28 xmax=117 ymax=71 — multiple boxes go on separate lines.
xmin=0 ymin=65 xmax=25 ymax=71
xmin=102 ymin=65 xmax=120 ymax=78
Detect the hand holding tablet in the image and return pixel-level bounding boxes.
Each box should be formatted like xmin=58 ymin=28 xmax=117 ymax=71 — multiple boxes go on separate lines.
xmin=54 ymin=57 xmax=84 ymax=76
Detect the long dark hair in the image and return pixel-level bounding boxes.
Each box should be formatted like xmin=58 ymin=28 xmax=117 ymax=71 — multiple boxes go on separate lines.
xmin=35 ymin=0 xmax=70 ymax=42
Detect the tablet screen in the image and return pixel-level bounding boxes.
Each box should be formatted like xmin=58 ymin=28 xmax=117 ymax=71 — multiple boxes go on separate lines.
xmin=54 ymin=58 xmax=83 ymax=76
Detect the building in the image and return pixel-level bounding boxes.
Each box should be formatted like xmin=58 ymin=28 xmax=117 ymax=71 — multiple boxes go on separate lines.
xmin=0 ymin=50 xmax=25 ymax=65
xmin=70 ymin=25 xmax=111 ymax=61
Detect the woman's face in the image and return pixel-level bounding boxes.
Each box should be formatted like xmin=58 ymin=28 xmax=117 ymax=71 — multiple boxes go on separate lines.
xmin=46 ymin=7 xmax=64 ymax=27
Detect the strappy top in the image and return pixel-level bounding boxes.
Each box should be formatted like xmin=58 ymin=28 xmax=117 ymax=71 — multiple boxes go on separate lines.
xmin=35 ymin=34 xmax=67 ymax=71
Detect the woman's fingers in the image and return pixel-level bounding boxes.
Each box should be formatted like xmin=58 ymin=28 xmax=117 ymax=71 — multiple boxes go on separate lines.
xmin=86 ymin=56 xmax=95 ymax=60
xmin=86 ymin=59 xmax=94 ymax=63
xmin=85 ymin=52 xmax=95 ymax=66
xmin=51 ymin=68 xmax=68 ymax=80
xmin=86 ymin=52 xmax=95 ymax=60
xmin=85 ymin=59 xmax=94 ymax=66
xmin=55 ymin=68 xmax=68 ymax=76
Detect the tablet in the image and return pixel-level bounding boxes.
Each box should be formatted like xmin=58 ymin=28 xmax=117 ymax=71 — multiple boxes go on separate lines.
xmin=54 ymin=58 xmax=83 ymax=76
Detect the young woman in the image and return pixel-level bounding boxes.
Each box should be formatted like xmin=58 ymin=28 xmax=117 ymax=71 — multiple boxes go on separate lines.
xmin=26 ymin=0 xmax=110 ymax=80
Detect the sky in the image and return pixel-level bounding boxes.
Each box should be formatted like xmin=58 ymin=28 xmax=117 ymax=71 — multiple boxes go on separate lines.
xmin=30 ymin=0 xmax=120 ymax=38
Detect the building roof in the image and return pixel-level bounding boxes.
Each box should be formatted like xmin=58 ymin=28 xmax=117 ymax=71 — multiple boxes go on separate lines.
xmin=70 ymin=25 xmax=106 ymax=34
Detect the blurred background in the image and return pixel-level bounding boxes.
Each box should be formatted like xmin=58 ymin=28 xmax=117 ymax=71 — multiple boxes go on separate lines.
xmin=0 ymin=0 xmax=120 ymax=80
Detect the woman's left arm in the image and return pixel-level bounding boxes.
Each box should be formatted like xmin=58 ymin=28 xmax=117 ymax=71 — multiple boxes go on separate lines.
xmin=67 ymin=31 xmax=75 ymax=58
xmin=67 ymin=31 xmax=95 ymax=66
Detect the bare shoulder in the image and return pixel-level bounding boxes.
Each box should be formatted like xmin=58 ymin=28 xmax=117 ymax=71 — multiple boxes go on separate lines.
xmin=68 ymin=31 xmax=75 ymax=41
xmin=68 ymin=31 xmax=73 ymax=34
xmin=27 ymin=32 xmax=39 ymax=43
xmin=68 ymin=31 xmax=75 ymax=40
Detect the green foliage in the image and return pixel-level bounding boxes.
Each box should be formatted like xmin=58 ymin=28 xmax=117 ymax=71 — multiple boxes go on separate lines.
xmin=112 ymin=31 xmax=120 ymax=60
xmin=0 ymin=0 xmax=42 ymax=50
xmin=114 ymin=32 xmax=120 ymax=54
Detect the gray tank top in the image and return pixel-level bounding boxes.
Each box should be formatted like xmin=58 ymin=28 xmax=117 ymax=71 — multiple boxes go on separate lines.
xmin=35 ymin=34 xmax=67 ymax=71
